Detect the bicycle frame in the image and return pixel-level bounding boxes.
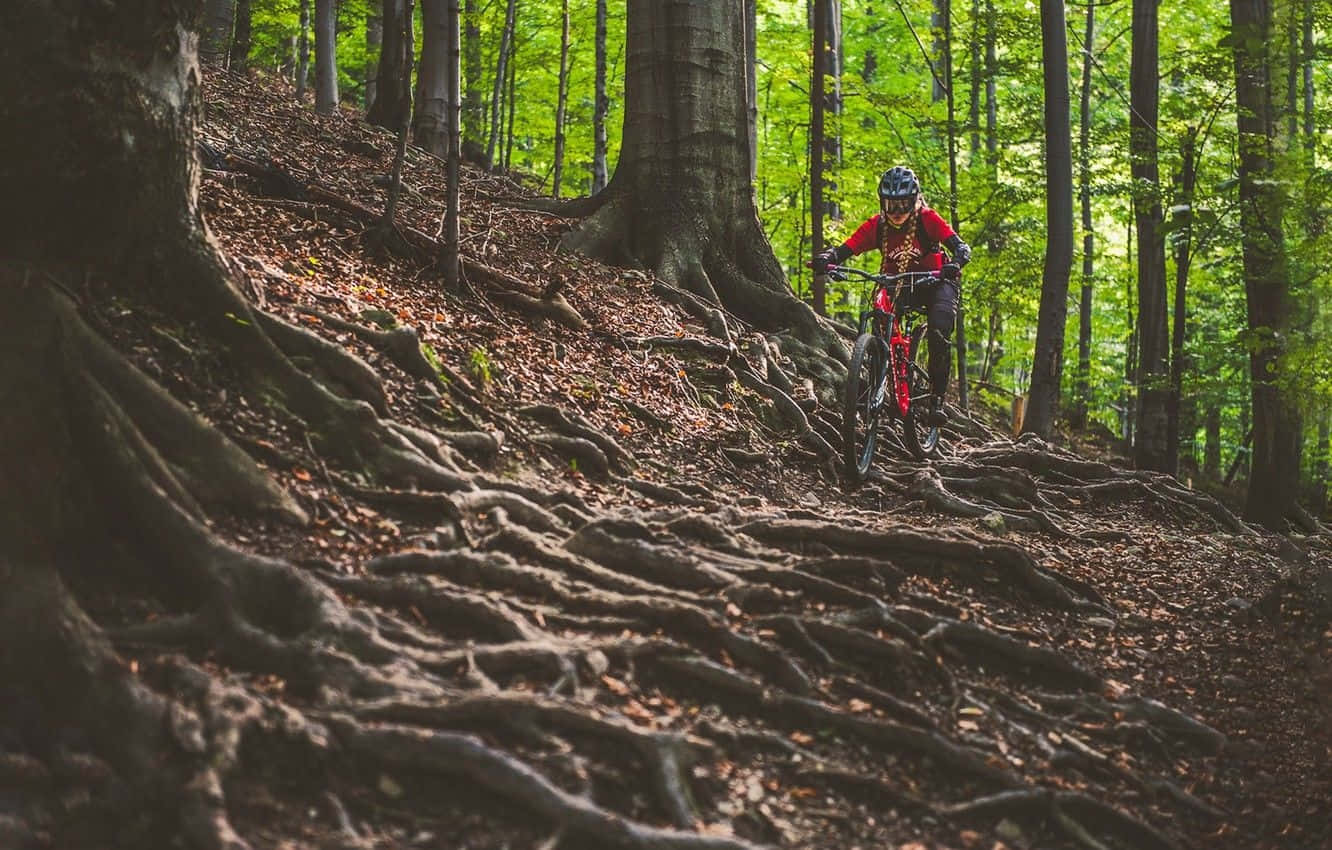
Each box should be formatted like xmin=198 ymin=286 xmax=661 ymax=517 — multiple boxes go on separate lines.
xmin=842 ymin=268 xmax=936 ymax=421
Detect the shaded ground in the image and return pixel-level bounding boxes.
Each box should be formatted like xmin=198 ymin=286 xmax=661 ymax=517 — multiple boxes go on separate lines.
xmin=13 ymin=68 xmax=1328 ymax=850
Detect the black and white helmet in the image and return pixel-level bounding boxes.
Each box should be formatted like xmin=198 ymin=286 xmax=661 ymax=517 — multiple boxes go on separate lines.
xmin=878 ymin=166 xmax=920 ymax=204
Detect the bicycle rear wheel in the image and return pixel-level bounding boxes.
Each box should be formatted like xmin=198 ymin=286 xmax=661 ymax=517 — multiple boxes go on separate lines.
xmin=901 ymin=323 xmax=940 ymax=460
xmin=842 ymin=332 xmax=889 ymax=485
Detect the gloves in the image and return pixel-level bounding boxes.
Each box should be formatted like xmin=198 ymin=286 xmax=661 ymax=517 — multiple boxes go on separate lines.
xmin=941 ymin=262 xmax=961 ymax=282
xmin=811 ymin=250 xmax=838 ymax=273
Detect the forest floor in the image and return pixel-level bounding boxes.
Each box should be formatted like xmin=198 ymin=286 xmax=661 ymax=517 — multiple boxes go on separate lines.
xmin=52 ymin=69 xmax=1331 ymax=850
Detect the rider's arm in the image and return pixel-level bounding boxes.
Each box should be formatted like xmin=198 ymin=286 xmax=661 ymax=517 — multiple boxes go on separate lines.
xmin=943 ymin=233 xmax=972 ymax=268
xmin=922 ymin=209 xmax=972 ymax=268
xmin=841 ymin=215 xmax=881 ymax=257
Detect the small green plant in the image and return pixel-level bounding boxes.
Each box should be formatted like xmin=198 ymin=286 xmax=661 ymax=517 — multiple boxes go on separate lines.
xmin=420 ymin=342 xmax=449 ymax=383
xmin=469 ymin=346 xmax=492 ymax=386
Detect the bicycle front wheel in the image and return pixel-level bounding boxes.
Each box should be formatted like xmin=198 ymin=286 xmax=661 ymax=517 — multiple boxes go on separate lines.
xmin=901 ymin=324 xmax=941 ymax=460
xmin=842 ymin=332 xmax=890 ymax=485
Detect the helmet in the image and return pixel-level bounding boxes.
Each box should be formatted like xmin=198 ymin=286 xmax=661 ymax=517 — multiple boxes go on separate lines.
xmin=878 ymin=166 xmax=920 ymax=203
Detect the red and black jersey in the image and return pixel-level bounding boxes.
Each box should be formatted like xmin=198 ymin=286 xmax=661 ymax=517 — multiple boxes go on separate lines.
xmin=843 ymin=207 xmax=956 ymax=274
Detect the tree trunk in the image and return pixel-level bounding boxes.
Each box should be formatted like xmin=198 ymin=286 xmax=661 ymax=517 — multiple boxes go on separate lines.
xmin=931 ymin=0 xmax=946 ymax=102
xmin=314 ymin=0 xmax=339 ymax=114
xmin=1230 ymin=0 xmax=1301 ymax=530
xmin=1203 ymin=406 xmax=1221 ymax=477
xmin=744 ymin=0 xmax=758 ymax=183
xmin=968 ymin=0 xmax=981 ymax=158
xmin=414 ymin=0 xmax=449 ymax=156
xmin=366 ymin=3 xmax=383 ymax=112
xmin=229 ymin=0 xmax=252 ymax=71
xmin=1316 ymin=414 xmax=1329 ymax=517
xmin=1070 ymin=0 xmax=1094 ymax=431
xmin=984 ymin=0 xmax=997 ymax=167
xmin=382 ymin=0 xmax=417 ymax=228
xmin=297 ymin=0 xmax=311 ymax=101
xmin=552 ymin=0 xmax=571 ymax=199
xmin=562 ymin=0 xmax=843 ymax=374
xmin=943 ymin=0 xmax=967 ymax=411
xmin=1022 ymin=0 xmax=1073 ymax=438
xmin=1167 ymin=127 xmax=1198 ymax=474
xmin=1130 ymin=0 xmax=1169 ymax=472
xmin=1122 ymin=213 xmax=1136 ymax=444
xmin=462 ymin=0 xmax=484 ymax=160
xmin=201 ymin=0 xmax=236 ymax=67
xmin=441 ymin=0 xmax=462 ymax=288
xmin=368 ymin=0 xmax=411 ymax=130
xmin=504 ymin=32 xmax=518 ymax=171
xmin=810 ymin=0 xmax=828 ymax=315
xmin=486 ymin=0 xmax=518 ymax=170
xmin=593 ymin=0 xmax=610 ymax=193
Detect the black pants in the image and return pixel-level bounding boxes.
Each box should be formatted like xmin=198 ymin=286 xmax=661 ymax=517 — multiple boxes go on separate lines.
xmin=900 ymin=278 xmax=958 ymax=398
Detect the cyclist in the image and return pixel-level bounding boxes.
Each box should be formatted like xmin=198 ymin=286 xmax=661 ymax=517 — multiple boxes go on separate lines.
xmin=813 ymin=166 xmax=971 ymax=426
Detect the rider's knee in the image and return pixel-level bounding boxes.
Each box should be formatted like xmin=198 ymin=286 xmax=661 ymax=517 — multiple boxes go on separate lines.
xmin=928 ymin=320 xmax=954 ymax=344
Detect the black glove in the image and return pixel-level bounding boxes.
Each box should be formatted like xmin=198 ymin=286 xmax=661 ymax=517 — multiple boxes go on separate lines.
xmin=811 ymin=250 xmax=838 ymax=273
xmin=941 ymin=262 xmax=961 ymax=282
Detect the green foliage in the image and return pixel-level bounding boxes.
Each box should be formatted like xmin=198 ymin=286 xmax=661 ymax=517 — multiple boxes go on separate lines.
xmin=469 ymin=346 xmax=492 ymax=386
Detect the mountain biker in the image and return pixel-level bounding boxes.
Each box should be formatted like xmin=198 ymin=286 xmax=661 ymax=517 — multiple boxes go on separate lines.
xmin=812 ymin=166 xmax=971 ymax=426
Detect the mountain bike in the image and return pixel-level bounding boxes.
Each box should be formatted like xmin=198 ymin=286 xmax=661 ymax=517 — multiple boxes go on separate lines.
xmin=830 ymin=265 xmax=941 ymax=482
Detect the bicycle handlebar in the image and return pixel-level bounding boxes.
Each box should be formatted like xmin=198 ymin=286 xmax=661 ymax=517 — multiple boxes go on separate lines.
xmin=824 ymin=265 xmax=939 ymax=286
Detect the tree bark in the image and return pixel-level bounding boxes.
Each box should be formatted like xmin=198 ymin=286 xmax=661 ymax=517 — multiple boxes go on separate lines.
xmin=744 ymin=0 xmax=758 ymax=183
xmin=1203 ymin=406 xmax=1221 ymax=477
xmin=414 ymin=0 xmax=449 ymax=156
xmin=366 ymin=3 xmax=383 ymax=112
xmin=1230 ymin=0 xmax=1301 ymax=530
xmin=593 ymin=0 xmax=610 ymax=193
xmin=810 ymin=0 xmax=829 ymax=315
xmin=201 ymin=0 xmax=236 ymax=67
xmin=442 ymin=0 xmax=461 ymax=288
xmin=297 ymin=0 xmax=311 ymax=101
xmin=368 ymin=0 xmax=412 ymax=130
xmin=943 ymin=0 xmax=967 ymax=411
xmin=314 ymin=0 xmax=340 ymax=114
xmin=462 ymin=0 xmax=483 ymax=160
xmin=1130 ymin=0 xmax=1169 ymax=472
xmin=486 ymin=0 xmax=519 ymax=170
xmin=562 ymin=0 xmax=841 ymax=368
xmin=552 ymin=0 xmax=571 ymax=199
xmin=229 ymin=0 xmax=252 ymax=71
xmin=1022 ymin=0 xmax=1073 ymax=438
xmin=1167 ymin=127 xmax=1198 ymax=474
xmin=1070 ymin=1 xmax=1094 ymax=431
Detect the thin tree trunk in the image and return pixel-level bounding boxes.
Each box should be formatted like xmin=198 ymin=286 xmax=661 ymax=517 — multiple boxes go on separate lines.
xmin=463 ymin=0 xmax=483 ymax=160
xmin=1022 ymin=0 xmax=1073 ymax=438
xmin=745 ymin=0 xmax=758 ymax=183
xmin=1131 ymin=0 xmax=1169 ymax=471
xmin=1231 ymin=0 xmax=1301 ymax=529
xmin=552 ymin=0 xmax=570 ymax=199
xmin=810 ymin=0 xmax=828 ymax=316
xmin=1167 ymin=127 xmax=1198 ymax=473
xmin=368 ymin=0 xmax=411 ymax=130
xmin=441 ymin=0 xmax=461 ymax=288
xmin=382 ymin=0 xmax=416 ymax=228
xmin=314 ymin=0 xmax=339 ymax=114
xmin=201 ymin=0 xmax=236 ymax=67
xmin=984 ymin=0 xmax=997 ymax=168
xmin=1071 ymin=0 xmax=1095 ymax=431
xmin=297 ymin=0 xmax=311 ymax=101
xmin=1317 ymin=414 xmax=1329 ymax=516
xmin=366 ymin=5 xmax=382 ymax=112
xmin=593 ymin=0 xmax=610 ymax=193
xmin=931 ymin=0 xmax=946 ymax=102
xmin=968 ymin=0 xmax=981 ymax=159
xmin=1203 ymin=406 xmax=1221 ymax=477
xmin=486 ymin=0 xmax=518 ymax=170
xmin=1122 ymin=212 xmax=1136 ymax=444
xmin=944 ymin=0 xmax=968 ymax=411
xmin=1225 ymin=427 xmax=1254 ymax=487
xmin=414 ymin=0 xmax=449 ymax=157
xmin=230 ymin=0 xmax=252 ymax=71
xmin=504 ymin=33 xmax=518 ymax=172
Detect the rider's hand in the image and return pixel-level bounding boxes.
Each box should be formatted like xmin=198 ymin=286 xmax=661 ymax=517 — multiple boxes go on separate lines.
xmin=810 ymin=249 xmax=838 ymax=273
xmin=941 ymin=262 xmax=961 ymax=282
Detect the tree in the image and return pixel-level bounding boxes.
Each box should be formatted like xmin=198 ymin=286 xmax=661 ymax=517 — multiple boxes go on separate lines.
xmin=442 ymin=0 xmax=462 ymax=288
xmin=463 ymin=0 xmax=484 ymax=160
xmin=1230 ymin=0 xmax=1301 ymax=529
xmin=1022 ymin=0 xmax=1073 ymax=438
xmin=592 ymin=0 xmax=610 ymax=193
xmin=367 ymin=0 xmax=412 ymax=129
xmin=230 ymin=0 xmax=252 ymax=71
xmin=559 ymin=0 xmax=844 ymax=379
xmin=486 ymin=0 xmax=518 ymax=170
xmin=314 ymin=0 xmax=339 ymax=114
xmin=1130 ymin=0 xmax=1169 ymax=471
xmin=811 ymin=0 xmax=830 ymax=315
xmin=552 ymin=0 xmax=571 ymax=198
xmin=202 ymin=0 xmax=236 ymax=66
xmin=414 ymin=0 xmax=449 ymax=156
xmin=366 ymin=3 xmax=382 ymax=111
xmin=1070 ymin=0 xmax=1095 ymax=431
xmin=296 ymin=0 xmax=311 ymax=100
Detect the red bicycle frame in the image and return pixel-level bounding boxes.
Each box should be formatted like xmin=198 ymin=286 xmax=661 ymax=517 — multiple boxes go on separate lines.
xmin=873 ymin=286 xmax=912 ymax=419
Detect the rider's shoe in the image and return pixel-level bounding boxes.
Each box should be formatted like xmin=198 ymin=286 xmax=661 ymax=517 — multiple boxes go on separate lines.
xmin=927 ymin=396 xmax=949 ymax=427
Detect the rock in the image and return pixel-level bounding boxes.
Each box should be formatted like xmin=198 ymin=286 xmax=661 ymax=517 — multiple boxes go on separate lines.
xmin=980 ymin=511 xmax=1006 ymax=534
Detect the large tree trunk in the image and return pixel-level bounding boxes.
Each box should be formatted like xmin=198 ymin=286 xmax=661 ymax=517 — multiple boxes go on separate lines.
xmin=561 ymin=0 xmax=845 ymax=383
xmin=314 ymin=0 xmax=339 ymax=114
xmin=593 ymin=0 xmax=610 ymax=193
xmin=1021 ymin=0 xmax=1073 ymax=438
xmin=1230 ymin=0 xmax=1301 ymax=530
xmin=1070 ymin=0 xmax=1095 ymax=431
xmin=1130 ymin=0 xmax=1170 ymax=472
xmin=201 ymin=0 xmax=236 ymax=67
xmin=367 ymin=0 xmax=411 ymax=130
xmin=414 ymin=0 xmax=449 ymax=156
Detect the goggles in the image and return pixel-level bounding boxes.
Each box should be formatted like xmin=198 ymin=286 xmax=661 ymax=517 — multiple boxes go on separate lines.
xmin=882 ymin=197 xmax=915 ymax=214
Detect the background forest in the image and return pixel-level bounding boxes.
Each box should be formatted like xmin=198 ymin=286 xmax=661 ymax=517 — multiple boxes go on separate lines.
xmin=210 ymin=0 xmax=1330 ymax=517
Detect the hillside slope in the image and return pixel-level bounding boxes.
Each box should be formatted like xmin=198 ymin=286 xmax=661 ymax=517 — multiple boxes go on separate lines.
xmin=33 ymin=69 xmax=1329 ymax=850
